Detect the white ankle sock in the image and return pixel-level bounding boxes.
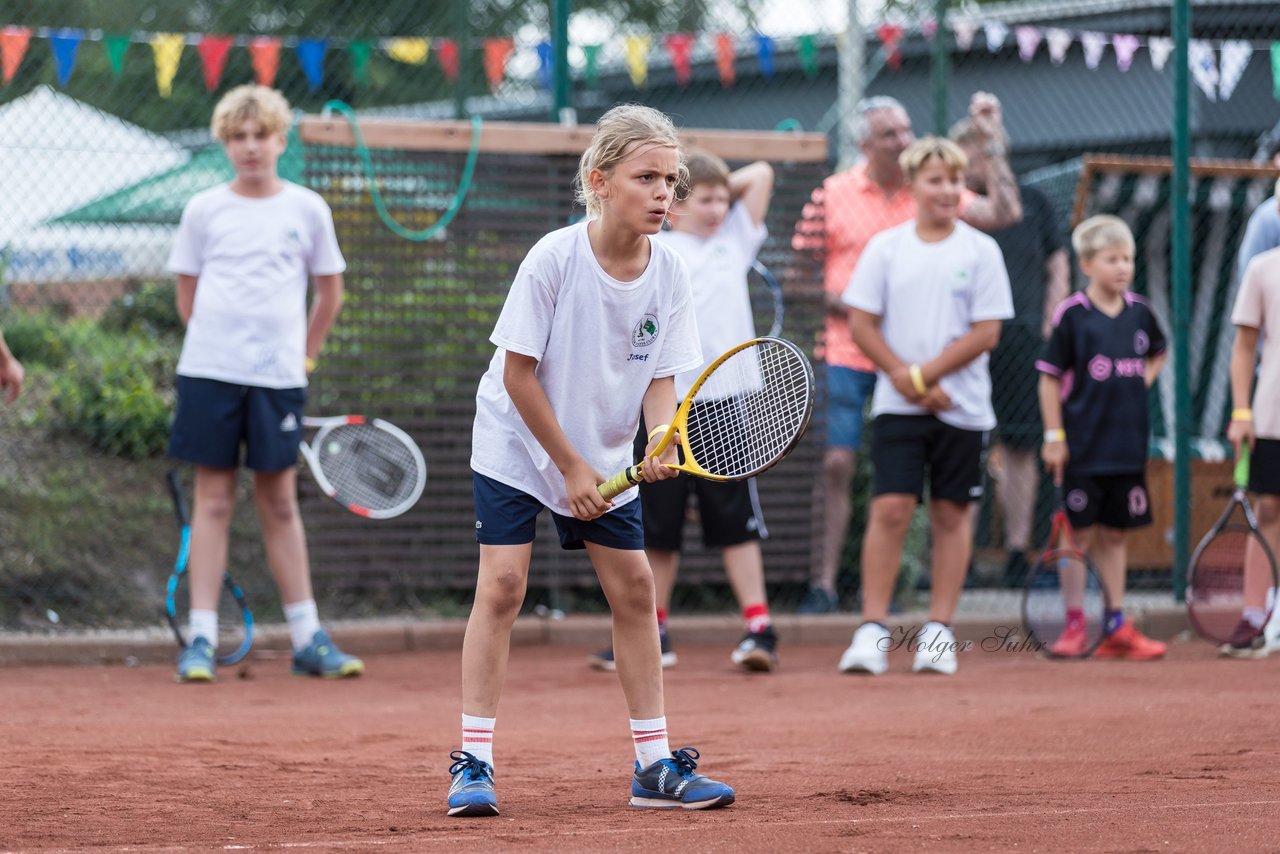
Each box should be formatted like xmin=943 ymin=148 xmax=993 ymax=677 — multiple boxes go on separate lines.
xmin=188 ymin=609 xmax=218 ymax=648
xmin=630 ymin=716 xmax=670 ymax=768
xmin=283 ymin=599 xmax=321 ymax=651
xmin=462 ymin=714 xmax=496 ymax=767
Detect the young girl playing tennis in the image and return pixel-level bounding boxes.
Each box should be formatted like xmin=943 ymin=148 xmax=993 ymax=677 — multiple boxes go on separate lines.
xmin=446 ymin=105 xmax=736 ymax=817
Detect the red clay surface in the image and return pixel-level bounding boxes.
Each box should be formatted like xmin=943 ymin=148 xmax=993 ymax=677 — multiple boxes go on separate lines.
xmin=4 ymin=637 xmax=1280 ymax=852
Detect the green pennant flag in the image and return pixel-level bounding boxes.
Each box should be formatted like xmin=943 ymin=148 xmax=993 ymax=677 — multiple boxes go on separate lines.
xmin=582 ymin=43 xmax=601 ymax=88
xmin=104 ymin=32 xmax=130 ymax=78
xmin=1272 ymin=42 xmax=1280 ymax=100
xmin=349 ymin=39 xmax=372 ymax=85
xmin=797 ymin=34 xmax=818 ymax=78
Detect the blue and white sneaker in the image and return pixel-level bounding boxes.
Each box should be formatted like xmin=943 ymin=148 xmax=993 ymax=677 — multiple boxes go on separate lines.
xmin=176 ymin=636 xmax=215 ymax=683
xmin=630 ymin=747 xmax=735 ymax=810
xmin=291 ymin=629 xmax=364 ymax=678
xmin=447 ymin=750 xmax=499 ymax=817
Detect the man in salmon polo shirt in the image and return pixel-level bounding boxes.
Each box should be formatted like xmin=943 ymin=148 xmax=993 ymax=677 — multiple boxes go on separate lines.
xmin=793 ymin=92 xmax=1022 ymax=613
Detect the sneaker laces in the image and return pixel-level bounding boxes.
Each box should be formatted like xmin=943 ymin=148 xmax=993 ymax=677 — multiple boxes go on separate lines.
xmin=449 ymin=750 xmax=491 ymax=782
xmin=667 ymin=747 xmax=701 ymax=777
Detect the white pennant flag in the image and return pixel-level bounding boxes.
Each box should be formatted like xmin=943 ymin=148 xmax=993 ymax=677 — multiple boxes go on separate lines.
xmin=1112 ymin=34 xmax=1140 ymax=72
xmin=953 ymin=20 xmax=976 ymax=51
xmin=1218 ymin=40 xmax=1252 ymax=100
xmin=1046 ymin=28 xmax=1072 ymax=65
xmin=984 ymin=21 xmax=1008 ymax=53
xmin=1189 ymin=40 xmax=1218 ymax=101
xmin=1081 ymin=31 xmax=1107 ymax=69
xmin=1148 ymin=37 xmax=1173 ymax=70
xmin=1015 ymin=26 xmax=1042 ymax=62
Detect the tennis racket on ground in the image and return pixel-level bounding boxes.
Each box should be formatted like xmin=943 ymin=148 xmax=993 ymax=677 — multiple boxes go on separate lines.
xmin=299 ymin=415 xmax=426 ymax=519
xmin=749 ymin=259 xmax=784 ymax=338
xmin=1186 ymin=446 xmax=1279 ymax=648
xmin=164 ymin=469 xmax=254 ymax=666
xmin=598 ymin=336 xmax=815 ymax=500
xmin=1022 ymin=488 xmax=1109 ymax=659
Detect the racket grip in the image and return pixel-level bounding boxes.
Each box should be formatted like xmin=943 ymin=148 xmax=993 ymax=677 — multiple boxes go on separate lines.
xmin=166 ymin=469 xmax=190 ymax=527
xmin=598 ymin=465 xmax=643 ymax=501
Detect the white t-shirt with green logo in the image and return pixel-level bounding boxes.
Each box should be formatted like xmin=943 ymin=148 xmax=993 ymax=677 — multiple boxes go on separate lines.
xmin=471 ymin=221 xmax=703 ymax=516
xmin=842 ymin=219 xmax=1013 ymax=431
xmin=168 ymin=182 xmax=346 ymax=389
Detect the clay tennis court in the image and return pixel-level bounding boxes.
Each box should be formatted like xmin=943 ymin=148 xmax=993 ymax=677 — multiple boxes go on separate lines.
xmin=5 ymin=627 xmax=1279 ymax=852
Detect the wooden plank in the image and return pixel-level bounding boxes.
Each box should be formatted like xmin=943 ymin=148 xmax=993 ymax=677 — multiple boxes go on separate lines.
xmin=298 ymin=116 xmax=829 ymax=163
xmin=1073 ymin=153 xmax=1280 ymax=225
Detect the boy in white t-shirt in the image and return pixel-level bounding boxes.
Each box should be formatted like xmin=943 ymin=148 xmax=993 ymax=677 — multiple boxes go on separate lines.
xmin=838 ymin=137 xmax=1013 ymax=677
xmin=588 ymin=151 xmax=780 ymax=673
xmin=168 ymin=85 xmax=360 ymax=683
xmin=449 ymin=106 xmax=735 ymax=818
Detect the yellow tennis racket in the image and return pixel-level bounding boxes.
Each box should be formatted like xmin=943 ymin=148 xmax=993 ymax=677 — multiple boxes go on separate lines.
xmin=598 ymin=337 xmax=815 ymax=500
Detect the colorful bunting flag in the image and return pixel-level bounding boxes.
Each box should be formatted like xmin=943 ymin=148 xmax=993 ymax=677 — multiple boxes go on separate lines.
xmin=49 ymin=29 xmax=83 ymax=87
xmin=1080 ymin=31 xmax=1107 ymax=70
xmin=920 ymin=19 xmax=937 ymax=43
xmin=483 ymin=37 xmax=513 ymax=91
xmin=665 ymin=33 xmax=693 ymax=87
xmin=150 ymin=33 xmax=184 ymax=97
xmin=876 ymin=24 xmax=903 ymax=71
xmin=437 ymin=39 xmax=459 ymax=80
xmin=103 ymin=32 xmax=129 ymax=78
xmin=714 ymin=34 xmax=734 ymax=87
xmin=249 ymin=37 xmax=280 ymax=87
xmin=1112 ymin=34 xmax=1140 ymax=72
xmin=1189 ymin=40 xmax=1219 ymax=101
xmin=348 ymin=39 xmax=372 ymax=85
xmin=797 ymin=34 xmax=818 ymax=78
xmin=983 ymin=21 xmax=1008 ymax=53
xmin=953 ymin=21 xmax=976 ymax=52
xmin=1 ymin=26 xmax=31 ymax=84
xmin=1219 ymin=40 xmax=1252 ymax=100
xmin=197 ymin=35 xmax=233 ymax=92
xmin=296 ymin=38 xmax=326 ymax=90
xmin=1015 ymin=26 xmax=1041 ymax=62
xmin=1148 ymin=37 xmax=1173 ymax=71
xmin=624 ymin=35 xmax=650 ymax=87
xmin=1046 ymin=28 xmax=1072 ymax=64
xmin=385 ymin=37 xmax=428 ymax=65
xmin=755 ymin=33 xmax=775 ymax=79
xmin=1272 ymin=43 xmax=1280 ymax=100
xmin=536 ymin=40 xmax=553 ymax=89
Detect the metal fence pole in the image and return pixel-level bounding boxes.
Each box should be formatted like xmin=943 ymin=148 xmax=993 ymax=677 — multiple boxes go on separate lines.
xmin=1171 ymin=0 xmax=1192 ymax=600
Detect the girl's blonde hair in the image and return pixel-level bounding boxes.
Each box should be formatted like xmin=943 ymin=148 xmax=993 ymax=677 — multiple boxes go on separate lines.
xmin=576 ymin=104 xmax=686 ymax=218
xmin=899 ymin=136 xmax=968 ymax=181
xmin=211 ymin=85 xmax=291 ymax=142
xmin=1071 ymin=214 xmax=1134 ymax=259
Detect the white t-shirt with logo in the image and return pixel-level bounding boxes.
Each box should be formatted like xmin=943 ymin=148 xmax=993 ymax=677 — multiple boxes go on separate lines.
xmin=842 ymin=219 xmax=1013 ymax=431
xmin=168 ymin=182 xmax=346 ymax=389
xmin=471 ymin=221 xmax=704 ymax=517
xmin=654 ymin=201 xmax=766 ymax=399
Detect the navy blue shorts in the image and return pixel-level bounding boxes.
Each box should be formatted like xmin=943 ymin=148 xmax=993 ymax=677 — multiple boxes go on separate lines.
xmin=870 ymin=414 xmax=988 ymax=503
xmin=1063 ymin=472 xmax=1152 ymax=531
xmin=472 ymin=471 xmax=644 ymax=551
xmin=168 ymin=375 xmax=305 ymax=472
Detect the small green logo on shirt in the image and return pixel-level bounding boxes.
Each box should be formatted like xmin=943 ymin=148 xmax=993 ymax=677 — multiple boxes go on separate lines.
xmin=632 ymin=314 xmax=660 ymax=348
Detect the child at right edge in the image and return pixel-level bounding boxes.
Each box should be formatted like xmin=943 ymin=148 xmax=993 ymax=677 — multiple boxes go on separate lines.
xmin=1037 ymin=214 xmax=1168 ymax=660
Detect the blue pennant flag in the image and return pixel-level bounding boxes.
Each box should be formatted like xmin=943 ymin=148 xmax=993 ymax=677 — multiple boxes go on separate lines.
xmin=296 ymin=38 xmax=327 ymax=91
xmin=50 ymin=29 xmax=84 ymax=87
xmin=536 ymin=40 xmax=554 ymax=90
xmin=755 ymin=33 xmax=775 ymax=79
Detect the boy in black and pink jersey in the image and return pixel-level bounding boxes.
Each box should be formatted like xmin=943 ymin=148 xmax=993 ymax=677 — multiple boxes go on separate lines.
xmin=1037 ymin=214 xmax=1168 ymax=660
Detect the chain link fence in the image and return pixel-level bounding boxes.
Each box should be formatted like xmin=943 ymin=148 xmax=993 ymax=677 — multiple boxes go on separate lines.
xmin=2 ymin=0 xmax=1279 ymax=633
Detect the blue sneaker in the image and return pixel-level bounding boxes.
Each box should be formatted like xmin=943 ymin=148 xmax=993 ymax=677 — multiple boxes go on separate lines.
xmin=630 ymin=747 xmax=735 ymax=810
xmin=447 ymin=750 xmax=499 ymax=817
xmin=291 ymin=629 xmax=364 ymax=678
xmin=176 ymin=637 xmax=215 ymax=683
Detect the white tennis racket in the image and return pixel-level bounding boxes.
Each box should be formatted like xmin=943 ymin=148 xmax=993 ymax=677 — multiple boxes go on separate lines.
xmin=299 ymin=415 xmax=426 ymax=519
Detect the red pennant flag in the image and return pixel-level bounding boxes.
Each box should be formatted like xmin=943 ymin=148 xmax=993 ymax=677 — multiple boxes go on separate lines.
xmin=715 ymin=33 xmax=735 ymax=87
xmin=0 ymin=26 xmax=31 ymax=84
xmin=877 ymin=24 xmax=904 ymax=71
xmin=483 ymin=37 xmax=514 ymax=91
xmin=249 ymin=36 xmax=280 ymax=87
xmin=197 ymin=35 xmax=234 ymax=92
xmin=437 ymin=38 xmax=459 ymax=81
xmin=665 ymin=33 xmax=694 ymax=87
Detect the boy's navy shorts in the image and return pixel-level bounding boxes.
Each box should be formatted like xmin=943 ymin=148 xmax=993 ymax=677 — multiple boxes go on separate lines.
xmin=168 ymin=375 xmax=305 ymax=472
xmin=472 ymin=471 xmax=644 ymax=551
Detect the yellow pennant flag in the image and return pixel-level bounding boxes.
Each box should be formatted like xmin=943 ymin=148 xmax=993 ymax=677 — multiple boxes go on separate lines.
xmin=151 ymin=33 xmax=185 ymax=97
xmin=385 ymin=37 xmax=429 ymax=65
xmin=624 ymin=35 xmax=651 ymax=87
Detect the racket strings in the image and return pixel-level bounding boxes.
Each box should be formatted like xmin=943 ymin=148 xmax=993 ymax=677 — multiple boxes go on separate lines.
xmin=315 ymin=424 xmax=421 ymax=512
xmin=684 ymin=341 xmax=812 ymax=478
xmin=1188 ymin=527 xmax=1258 ymax=642
xmin=1023 ymin=552 xmax=1107 ymax=656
